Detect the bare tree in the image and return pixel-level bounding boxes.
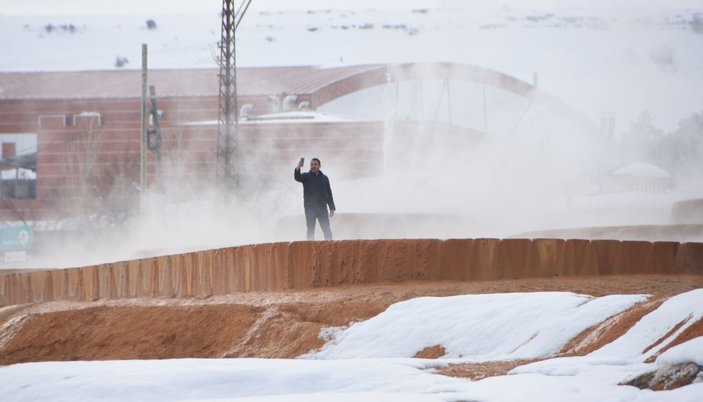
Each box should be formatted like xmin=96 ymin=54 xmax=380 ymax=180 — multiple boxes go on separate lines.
xmin=57 ymin=115 xmax=138 ymax=228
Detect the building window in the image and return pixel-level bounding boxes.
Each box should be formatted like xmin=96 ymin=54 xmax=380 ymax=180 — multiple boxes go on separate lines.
xmin=1 ymin=134 xmax=37 ymax=200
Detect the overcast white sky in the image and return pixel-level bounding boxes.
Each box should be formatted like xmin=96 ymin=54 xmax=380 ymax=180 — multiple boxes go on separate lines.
xmin=1 ymin=0 xmax=700 ymax=15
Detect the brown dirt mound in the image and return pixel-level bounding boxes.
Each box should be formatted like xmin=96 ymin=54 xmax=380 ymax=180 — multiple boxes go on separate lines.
xmin=438 ymin=359 xmax=540 ymax=380
xmin=646 ymin=317 xmax=703 ymax=363
xmin=1 ymin=274 xmax=701 ymax=375
xmin=414 ymin=345 xmax=446 ymax=359
xmin=559 ymin=298 xmax=664 ymax=356
xmin=0 ymin=305 xmax=263 ymax=364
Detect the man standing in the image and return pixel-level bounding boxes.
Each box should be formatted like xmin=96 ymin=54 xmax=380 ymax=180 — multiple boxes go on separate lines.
xmin=294 ymin=157 xmax=336 ymax=240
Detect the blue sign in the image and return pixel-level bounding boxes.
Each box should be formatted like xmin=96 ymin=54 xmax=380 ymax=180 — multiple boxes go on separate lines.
xmin=0 ymin=225 xmax=33 ymax=251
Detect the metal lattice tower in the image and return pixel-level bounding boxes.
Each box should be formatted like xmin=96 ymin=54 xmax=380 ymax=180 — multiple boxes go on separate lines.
xmin=217 ymin=0 xmax=239 ymax=189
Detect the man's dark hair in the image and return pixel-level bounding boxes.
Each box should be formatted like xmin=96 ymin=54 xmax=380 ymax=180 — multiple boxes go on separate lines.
xmin=311 ymin=158 xmax=321 ymax=164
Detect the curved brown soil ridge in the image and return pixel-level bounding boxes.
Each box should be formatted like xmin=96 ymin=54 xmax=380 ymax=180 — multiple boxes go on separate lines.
xmin=438 ymin=359 xmax=540 ymax=380
xmin=1 ymin=274 xmax=701 ymax=368
xmin=645 ymin=318 xmax=703 ymax=363
xmin=558 ymin=298 xmax=665 ymax=356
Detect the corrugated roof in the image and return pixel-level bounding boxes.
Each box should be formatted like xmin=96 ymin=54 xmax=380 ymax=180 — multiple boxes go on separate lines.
xmin=0 ymin=65 xmax=383 ymax=100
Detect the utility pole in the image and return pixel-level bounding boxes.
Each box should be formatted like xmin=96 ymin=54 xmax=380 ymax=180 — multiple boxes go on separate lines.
xmin=140 ymin=43 xmax=148 ymax=214
xmin=217 ymin=0 xmax=239 ymax=194
xmin=217 ymin=0 xmax=253 ymax=195
xmin=148 ymin=85 xmax=163 ymax=189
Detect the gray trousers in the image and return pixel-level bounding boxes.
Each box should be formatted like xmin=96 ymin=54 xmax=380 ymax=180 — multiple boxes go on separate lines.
xmin=305 ymin=205 xmax=332 ymax=240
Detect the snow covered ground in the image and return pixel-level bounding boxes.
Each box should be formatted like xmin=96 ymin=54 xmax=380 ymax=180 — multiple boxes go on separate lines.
xmin=305 ymin=292 xmax=647 ymax=360
xmin=1 ymin=289 xmax=701 ymax=401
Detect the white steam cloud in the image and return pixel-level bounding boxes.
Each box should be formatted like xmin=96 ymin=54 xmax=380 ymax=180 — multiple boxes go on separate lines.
xmin=5 ymin=0 xmax=702 ymax=268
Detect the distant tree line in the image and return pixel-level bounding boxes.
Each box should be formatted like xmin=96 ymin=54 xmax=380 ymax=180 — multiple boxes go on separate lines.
xmin=44 ymin=24 xmax=78 ymax=34
xmin=619 ymin=110 xmax=703 ymax=178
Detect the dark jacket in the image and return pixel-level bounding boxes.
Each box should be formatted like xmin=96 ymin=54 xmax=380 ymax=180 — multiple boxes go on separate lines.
xmin=294 ymin=168 xmax=336 ymax=210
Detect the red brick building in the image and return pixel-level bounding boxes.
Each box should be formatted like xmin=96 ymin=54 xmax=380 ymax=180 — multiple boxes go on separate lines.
xmin=0 ymin=63 xmax=590 ymax=222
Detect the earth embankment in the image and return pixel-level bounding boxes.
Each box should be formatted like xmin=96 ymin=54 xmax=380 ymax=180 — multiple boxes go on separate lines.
xmin=1 ymin=239 xmax=701 ymax=307
xmin=1 ymin=275 xmax=701 ymax=367
xmin=0 ymin=239 xmax=701 ymax=377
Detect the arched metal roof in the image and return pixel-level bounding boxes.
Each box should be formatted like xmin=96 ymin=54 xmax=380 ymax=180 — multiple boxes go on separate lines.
xmin=0 ymin=63 xmax=596 ymax=132
xmin=309 ymin=63 xmax=597 ymax=133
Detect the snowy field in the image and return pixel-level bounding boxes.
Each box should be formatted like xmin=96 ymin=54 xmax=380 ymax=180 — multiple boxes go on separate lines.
xmin=1 ymin=289 xmax=702 ymax=401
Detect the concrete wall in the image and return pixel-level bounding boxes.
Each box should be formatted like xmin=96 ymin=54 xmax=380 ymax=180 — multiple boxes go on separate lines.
xmin=672 ymin=199 xmax=703 ymax=225
xmin=517 ymin=224 xmax=703 ymax=243
xmin=1 ymin=238 xmax=701 ymax=306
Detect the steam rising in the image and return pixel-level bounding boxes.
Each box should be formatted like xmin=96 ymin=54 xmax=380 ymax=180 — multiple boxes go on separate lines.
xmin=4 ymin=1 xmax=702 ymax=268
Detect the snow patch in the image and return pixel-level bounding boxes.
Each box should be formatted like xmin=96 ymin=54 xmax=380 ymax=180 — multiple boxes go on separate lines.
xmin=305 ymin=292 xmax=647 ymax=360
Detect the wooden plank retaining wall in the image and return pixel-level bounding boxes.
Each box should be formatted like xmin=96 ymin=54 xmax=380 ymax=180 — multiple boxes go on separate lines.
xmin=1 ymin=239 xmax=701 ymax=306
